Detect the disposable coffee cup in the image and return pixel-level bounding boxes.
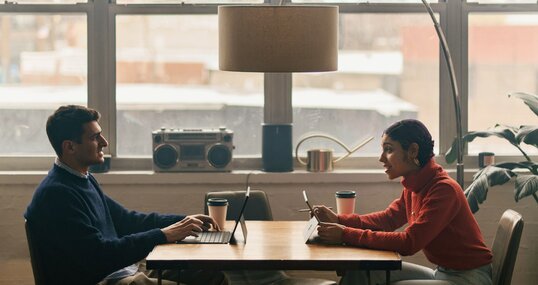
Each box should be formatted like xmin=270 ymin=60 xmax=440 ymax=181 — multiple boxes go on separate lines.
xmin=335 ymin=191 xmax=356 ymax=215
xmin=207 ymin=198 xmax=228 ymax=230
xmin=478 ymin=152 xmax=495 ymax=168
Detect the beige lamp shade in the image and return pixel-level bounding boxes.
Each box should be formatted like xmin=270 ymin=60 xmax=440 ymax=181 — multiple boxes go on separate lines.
xmin=218 ymin=5 xmax=338 ymax=73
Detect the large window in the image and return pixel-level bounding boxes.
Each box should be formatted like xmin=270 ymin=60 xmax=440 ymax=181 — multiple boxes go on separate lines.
xmin=1 ymin=1 xmax=537 ymax=169
xmin=468 ymin=13 xmax=538 ymax=155
xmin=116 ymin=15 xmax=262 ymax=156
xmin=293 ymin=13 xmax=439 ymax=157
xmin=0 ymin=14 xmax=87 ymax=155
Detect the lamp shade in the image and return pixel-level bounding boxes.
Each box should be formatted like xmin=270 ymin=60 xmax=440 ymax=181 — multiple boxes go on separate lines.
xmin=218 ymin=5 xmax=338 ymax=73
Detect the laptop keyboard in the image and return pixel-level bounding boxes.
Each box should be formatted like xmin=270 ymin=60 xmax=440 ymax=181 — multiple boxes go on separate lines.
xmin=195 ymin=231 xmax=232 ymax=243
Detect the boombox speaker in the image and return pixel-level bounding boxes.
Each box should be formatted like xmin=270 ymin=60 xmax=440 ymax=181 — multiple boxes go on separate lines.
xmin=152 ymin=128 xmax=234 ymax=172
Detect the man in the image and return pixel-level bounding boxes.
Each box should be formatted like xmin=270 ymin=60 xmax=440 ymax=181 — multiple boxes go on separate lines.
xmin=25 ymin=105 xmax=225 ymax=285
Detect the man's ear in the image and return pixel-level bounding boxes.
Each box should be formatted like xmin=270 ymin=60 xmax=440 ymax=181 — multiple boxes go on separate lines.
xmin=62 ymin=140 xmax=76 ymax=155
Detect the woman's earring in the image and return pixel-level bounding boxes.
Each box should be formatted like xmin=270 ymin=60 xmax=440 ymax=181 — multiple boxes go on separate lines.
xmin=413 ymin=158 xmax=421 ymax=167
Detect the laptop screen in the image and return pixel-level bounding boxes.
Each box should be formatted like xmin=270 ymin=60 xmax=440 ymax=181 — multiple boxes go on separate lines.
xmin=230 ymin=186 xmax=250 ymax=239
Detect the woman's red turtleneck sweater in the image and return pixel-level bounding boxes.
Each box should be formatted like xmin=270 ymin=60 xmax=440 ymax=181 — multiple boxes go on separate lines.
xmin=339 ymin=159 xmax=492 ymax=270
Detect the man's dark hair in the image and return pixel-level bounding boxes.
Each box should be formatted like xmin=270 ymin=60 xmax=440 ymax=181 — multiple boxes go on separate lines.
xmin=383 ymin=119 xmax=435 ymax=167
xmin=46 ymin=105 xmax=101 ymax=157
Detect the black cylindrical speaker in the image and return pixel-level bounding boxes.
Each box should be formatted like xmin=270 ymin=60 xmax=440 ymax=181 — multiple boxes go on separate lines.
xmin=262 ymin=124 xmax=293 ymax=172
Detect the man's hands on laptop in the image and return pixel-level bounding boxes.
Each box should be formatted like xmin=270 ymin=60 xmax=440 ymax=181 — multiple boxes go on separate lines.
xmin=161 ymin=214 xmax=220 ymax=243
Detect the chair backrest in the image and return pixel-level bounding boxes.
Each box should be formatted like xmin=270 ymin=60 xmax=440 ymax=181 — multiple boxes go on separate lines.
xmin=491 ymin=209 xmax=524 ymax=285
xmin=25 ymin=219 xmax=48 ymax=285
xmin=204 ymin=190 xmax=273 ymax=221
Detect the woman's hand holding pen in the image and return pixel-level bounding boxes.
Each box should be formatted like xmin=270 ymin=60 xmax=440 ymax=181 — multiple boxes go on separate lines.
xmin=313 ymin=205 xmax=339 ymax=223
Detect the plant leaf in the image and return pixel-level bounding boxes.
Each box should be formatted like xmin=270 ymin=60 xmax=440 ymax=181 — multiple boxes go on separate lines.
xmin=464 ymin=176 xmax=488 ymax=213
xmin=445 ymin=138 xmax=459 ymax=164
xmin=509 ymin=92 xmax=538 ymax=117
xmin=445 ymin=125 xmax=518 ymax=164
xmin=471 ymin=125 xmax=518 ymax=143
xmin=465 ymin=166 xmax=514 ymax=213
xmin=514 ymin=175 xmax=538 ymax=202
xmin=472 ymin=165 xmax=515 ymax=186
xmin=515 ymin=125 xmax=538 ymax=148
xmin=445 ymin=139 xmax=458 ymax=164
xmin=495 ymin=161 xmax=538 ymax=173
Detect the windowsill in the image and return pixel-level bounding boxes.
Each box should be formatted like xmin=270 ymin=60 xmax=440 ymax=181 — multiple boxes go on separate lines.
xmin=0 ymin=168 xmax=479 ymax=185
xmin=0 ymin=154 xmax=531 ymax=185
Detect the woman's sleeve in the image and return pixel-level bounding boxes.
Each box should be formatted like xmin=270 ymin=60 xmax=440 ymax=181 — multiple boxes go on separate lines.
xmin=338 ymin=191 xmax=408 ymax=231
xmin=340 ymin=183 xmax=461 ymax=256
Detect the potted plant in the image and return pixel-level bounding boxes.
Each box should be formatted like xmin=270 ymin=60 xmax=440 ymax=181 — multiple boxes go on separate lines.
xmin=445 ymin=92 xmax=538 ymax=213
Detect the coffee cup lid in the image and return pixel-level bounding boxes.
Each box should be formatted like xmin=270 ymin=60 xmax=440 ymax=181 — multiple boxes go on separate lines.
xmin=335 ymin=191 xmax=356 ymax=198
xmin=207 ymin=198 xmax=228 ymax=206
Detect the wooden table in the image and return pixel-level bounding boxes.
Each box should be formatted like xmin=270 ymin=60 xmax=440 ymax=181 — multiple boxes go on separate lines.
xmin=147 ymin=221 xmax=401 ymax=285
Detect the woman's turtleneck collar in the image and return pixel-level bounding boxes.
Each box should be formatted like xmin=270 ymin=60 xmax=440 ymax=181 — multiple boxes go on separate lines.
xmin=401 ymin=158 xmax=440 ymax=193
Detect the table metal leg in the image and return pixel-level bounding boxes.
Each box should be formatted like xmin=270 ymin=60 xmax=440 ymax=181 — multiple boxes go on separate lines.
xmin=386 ymin=270 xmax=391 ymax=284
xmin=367 ymin=270 xmax=371 ymax=285
xmin=177 ymin=269 xmax=181 ymax=285
xmin=157 ymin=269 xmax=162 ymax=285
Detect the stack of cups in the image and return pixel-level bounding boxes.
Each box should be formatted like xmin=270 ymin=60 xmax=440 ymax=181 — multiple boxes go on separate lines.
xmin=335 ymin=190 xmax=356 ymax=215
xmin=207 ymin=198 xmax=228 ymax=230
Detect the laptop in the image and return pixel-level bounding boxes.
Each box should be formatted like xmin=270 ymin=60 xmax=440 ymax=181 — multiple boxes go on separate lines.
xmin=180 ymin=187 xmax=250 ymax=244
xmin=302 ymin=190 xmax=322 ymax=244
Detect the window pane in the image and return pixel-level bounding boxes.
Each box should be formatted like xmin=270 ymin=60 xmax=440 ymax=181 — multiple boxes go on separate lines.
xmin=3 ymin=0 xmax=84 ymax=3
xmin=116 ymin=0 xmax=262 ymax=4
xmin=294 ymin=13 xmax=439 ymax=157
xmin=293 ymin=1 xmax=438 ymax=3
xmin=116 ymin=15 xmax=262 ymax=156
xmin=467 ymin=1 xmax=536 ymax=3
xmin=0 ymin=14 xmax=87 ymax=155
xmin=468 ymin=14 xmax=538 ymax=155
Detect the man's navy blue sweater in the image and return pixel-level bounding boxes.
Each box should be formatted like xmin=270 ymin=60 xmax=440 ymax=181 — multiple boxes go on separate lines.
xmin=24 ymin=164 xmax=185 ymax=285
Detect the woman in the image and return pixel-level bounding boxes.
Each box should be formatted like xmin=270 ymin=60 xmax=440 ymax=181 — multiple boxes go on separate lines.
xmin=314 ymin=119 xmax=493 ymax=285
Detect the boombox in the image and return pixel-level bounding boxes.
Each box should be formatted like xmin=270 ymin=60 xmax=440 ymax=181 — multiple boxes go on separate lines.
xmin=152 ymin=127 xmax=234 ymax=172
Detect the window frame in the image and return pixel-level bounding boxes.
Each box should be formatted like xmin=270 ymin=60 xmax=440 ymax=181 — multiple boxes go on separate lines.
xmin=1 ymin=0 xmax=537 ymax=171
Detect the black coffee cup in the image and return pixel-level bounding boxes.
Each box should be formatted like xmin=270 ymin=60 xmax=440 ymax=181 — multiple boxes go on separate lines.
xmin=207 ymin=198 xmax=229 ymax=206
xmin=335 ymin=190 xmax=356 ymax=198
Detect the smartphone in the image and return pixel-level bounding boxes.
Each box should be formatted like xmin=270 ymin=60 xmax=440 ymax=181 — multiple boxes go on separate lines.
xmin=302 ymin=190 xmax=321 ymax=223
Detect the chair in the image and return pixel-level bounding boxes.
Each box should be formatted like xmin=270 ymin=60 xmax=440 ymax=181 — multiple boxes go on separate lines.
xmin=204 ymin=190 xmax=337 ymax=285
xmin=392 ymin=209 xmax=524 ymax=285
xmin=491 ymin=209 xmax=524 ymax=285
xmin=25 ymin=219 xmax=48 ymax=285
xmin=204 ymin=190 xmax=273 ymax=221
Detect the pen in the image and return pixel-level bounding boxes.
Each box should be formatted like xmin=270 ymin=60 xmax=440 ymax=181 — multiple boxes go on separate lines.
xmin=298 ymin=207 xmax=333 ymax=212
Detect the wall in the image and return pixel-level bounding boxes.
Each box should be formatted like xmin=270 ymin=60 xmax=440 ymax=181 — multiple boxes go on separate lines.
xmin=0 ymin=173 xmax=536 ymax=284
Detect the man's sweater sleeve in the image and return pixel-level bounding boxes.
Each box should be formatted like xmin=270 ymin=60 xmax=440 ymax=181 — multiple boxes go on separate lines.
xmin=105 ymin=195 xmax=185 ymax=236
xmin=340 ymin=184 xmax=461 ymax=256
xmin=338 ymin=191 xmax=408 ymax=232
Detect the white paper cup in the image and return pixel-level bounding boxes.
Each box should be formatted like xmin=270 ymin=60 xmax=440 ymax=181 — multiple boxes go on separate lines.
xmin=207 ymin=198 xmax=228 ymax=230
xmin=335 ymin=191 xmax=356 ymax=215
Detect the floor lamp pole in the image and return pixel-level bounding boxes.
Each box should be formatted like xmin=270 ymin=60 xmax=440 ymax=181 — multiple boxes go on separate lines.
xmin=421 ymin=0 xmax=465 ymax=188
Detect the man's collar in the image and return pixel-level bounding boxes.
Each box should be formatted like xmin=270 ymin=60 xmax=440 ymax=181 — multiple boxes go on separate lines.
xmin=55 ymin=157 xmax=89 ymax=179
